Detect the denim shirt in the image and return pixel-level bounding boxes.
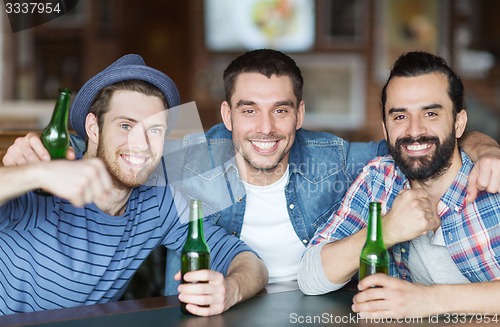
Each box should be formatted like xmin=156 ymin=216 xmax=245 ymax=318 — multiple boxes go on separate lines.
xmin=165 ymin=123 xmax=388 ymax=294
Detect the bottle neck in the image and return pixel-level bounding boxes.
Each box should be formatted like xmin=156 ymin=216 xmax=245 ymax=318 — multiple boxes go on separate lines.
xmin=366 ymin=202 xmax=383 ymax=243
xmin=187 ymin=202 xmax=204 ymax=240
xmin=187 ymin=217 xmax=204 ymax=240
xmin=48 ymin=89 xmax=71 ymax=129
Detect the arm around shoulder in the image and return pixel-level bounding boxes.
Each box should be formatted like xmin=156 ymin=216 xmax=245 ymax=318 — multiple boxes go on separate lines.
xmin=459 ymin=131 xmax=500 ymax=201
xmin=459 ymin=130 xmax=500 ymax=161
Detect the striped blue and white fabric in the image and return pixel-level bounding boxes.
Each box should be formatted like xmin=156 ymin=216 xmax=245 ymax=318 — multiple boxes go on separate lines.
xmin=0 ymin=182 xmax=251 ymax=315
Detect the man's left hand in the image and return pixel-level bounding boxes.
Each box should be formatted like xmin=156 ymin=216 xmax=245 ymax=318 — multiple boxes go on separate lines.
xmin=467 ymin=152 xmax=500 ymax=202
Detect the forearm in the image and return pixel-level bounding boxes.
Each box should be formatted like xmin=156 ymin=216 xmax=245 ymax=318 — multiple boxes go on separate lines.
xmin=298 ymin=242 xmax=349 ymax=295
xmin=459 ymin=131 xmax=500 ymax=162
xmin=320 ymin=229 xmax=368 ymax=285
xmin=224 ymin=251 xmax=268 ymax=310
xmin=0 ymin=164 xmax=41 ymax=206
xmin=431 ymin=281 xmax=500 ymax=315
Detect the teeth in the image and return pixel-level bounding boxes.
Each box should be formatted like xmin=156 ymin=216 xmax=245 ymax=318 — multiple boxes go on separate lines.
xmin=252 ymin=141 xmax=277 ymax=150
xmin=407 ymin=144 xmax=430 ymax=151
xmin=123 ymin=155 xmax=147 ymax=165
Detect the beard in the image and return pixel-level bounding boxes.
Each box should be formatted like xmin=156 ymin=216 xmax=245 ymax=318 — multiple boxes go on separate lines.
xmin=96 ymin=143 xmax=158 ymax=190
xmin=388 ymin=132 xmax=456 ymax=182
xmin=234 ymin=133 xmax=290 ymax=174
xmin=241 ymin=149 xmax=289 ymax=173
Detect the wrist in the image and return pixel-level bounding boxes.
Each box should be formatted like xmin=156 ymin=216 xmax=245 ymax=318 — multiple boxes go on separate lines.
xmin=224 ymin=276 xmax=242 ymax=310
xmin=27 ymin=162 xmax=47 ymax=191
xmin=426 ymin=284 xmax=448 ymax=315
xmin=381 ymin=215 xmax=398 ymax=248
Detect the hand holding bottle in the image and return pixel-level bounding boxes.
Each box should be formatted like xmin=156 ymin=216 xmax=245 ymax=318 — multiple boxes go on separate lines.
xmin=2 ymin=88 xmax=75 ymax=167
xmin=179 ymin=200 xmax=211 ymax=314
xmin=2 ymin=132 xmax=76 ymax=166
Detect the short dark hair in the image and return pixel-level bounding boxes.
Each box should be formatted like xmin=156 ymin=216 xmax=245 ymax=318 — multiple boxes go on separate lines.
xmin=89 ymin=79 xmax=167 ymax=135
xmin=223 ymin=49 xmax=303 ymax=105
xmin=380 ymin=51 xmax=464 ymax=122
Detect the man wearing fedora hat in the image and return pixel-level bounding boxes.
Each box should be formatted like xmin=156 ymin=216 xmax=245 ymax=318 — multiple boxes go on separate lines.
xmin=0 ymin=54 xmax=268 ymax=316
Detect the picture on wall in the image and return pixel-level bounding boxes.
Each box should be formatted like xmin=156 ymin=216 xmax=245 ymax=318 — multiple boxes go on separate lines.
xmin=374 ymin=0 xmax=449 ymax=81
xmin=293 ymin=54 xmax=366 ymax=130
xmin=204 ymin=0 xmax=315 ymax=52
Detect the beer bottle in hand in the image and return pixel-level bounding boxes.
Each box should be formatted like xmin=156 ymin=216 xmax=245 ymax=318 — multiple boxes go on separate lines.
xmin=180 ymin=199 xmax=210 ymax=314
xmin=36 ymin=88 xmax=71 ymax=196
xmin=359 ymin=202 xmax=389 ymax=280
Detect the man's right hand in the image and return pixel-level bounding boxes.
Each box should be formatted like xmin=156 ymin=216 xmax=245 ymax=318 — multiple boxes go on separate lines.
xmin=2 ymin=132 xmax=76 ymax=166
xmin=382 ymin=188 xmax=440 ymax=247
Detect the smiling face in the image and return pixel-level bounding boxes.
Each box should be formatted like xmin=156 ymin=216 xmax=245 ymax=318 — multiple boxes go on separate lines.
xmin=89 ymin=90 xmax=167 ymax=190
xmin=221 ymin=72 xmax=304 ymax=185
xmin=383 ymin=73 xmax=467 ymax=182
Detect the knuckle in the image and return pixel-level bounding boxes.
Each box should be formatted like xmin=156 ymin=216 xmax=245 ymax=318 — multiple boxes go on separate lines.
xmin=487 ymin=185 xmax=497 ymax=193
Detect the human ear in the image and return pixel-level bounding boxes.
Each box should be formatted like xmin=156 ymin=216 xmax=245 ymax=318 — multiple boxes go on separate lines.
xmin=454 ymin=110 xmax=468 ymax=138
xmin=296 ymin=100 xmax=305 ymax=130
xmin=85 ymin=113 xmax=100 ymax=145
xmin=221 ymin=101 xmax=233 ymax=131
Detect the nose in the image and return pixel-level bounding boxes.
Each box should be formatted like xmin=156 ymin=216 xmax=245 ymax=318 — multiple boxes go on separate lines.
xmin=406 ymin=117 xmax=426 ymax=138
xmin=128 ymin=124 xmax=150 ymax=151
xmin=256 ymin=112 xmax=276 ymax=135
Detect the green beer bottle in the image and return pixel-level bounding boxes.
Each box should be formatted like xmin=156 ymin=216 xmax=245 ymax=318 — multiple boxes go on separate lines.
xmin=180 ymin=199 xmax=210 ymax=314
xmin=41 ymin=88 xmax=72 ymax=159
xmin=359 ymin=202 xmax=389 ymax=280
xmin=36 ymin=88 xmax=71 ymax=196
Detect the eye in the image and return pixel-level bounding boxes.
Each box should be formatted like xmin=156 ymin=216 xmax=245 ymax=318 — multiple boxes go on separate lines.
xmin=393 ymin=114 xmax=406 ymax=121
xmin=147 ymin=127 xmax=163 ymax=135
xmin=275 ymin=108 xmax=288 ymax=114
xmin=120 ymin=123 xmax=132 ymax=130
xmin=242 ymin=108 xmax=256 ymax=115
xmin=425 ymin=111 xmax=438 ymax=117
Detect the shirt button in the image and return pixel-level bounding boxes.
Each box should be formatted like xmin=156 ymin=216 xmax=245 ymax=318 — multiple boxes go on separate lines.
xmin=237 ymin=197 xmax=243 ymax=202
xmin=232 ymin=231 xmax=237 ymax=236
xmin=401 ymin=248 xmax=406 ymax=253
xmin=448 ymin=233 xmax=453 ymax=241
xmin=289 ymin=204 xmax=295 ymax=209
xmin=302 ymin=239 xmax=308 ymax=244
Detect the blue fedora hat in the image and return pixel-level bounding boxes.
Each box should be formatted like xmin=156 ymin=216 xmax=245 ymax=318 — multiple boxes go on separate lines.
xmin=69 ymin=54 xmax=180 ymax=139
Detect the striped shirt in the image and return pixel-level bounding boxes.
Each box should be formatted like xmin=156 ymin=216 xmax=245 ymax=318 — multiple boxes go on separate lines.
xmin=0 ymin=180 xmax=251 ymax=315
xmin=308 ymin=150 xmax=500 ymax=284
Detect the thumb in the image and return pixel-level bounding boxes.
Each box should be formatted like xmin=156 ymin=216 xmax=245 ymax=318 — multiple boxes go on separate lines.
xmin=466 ymin=167 xmax=479 ymax=203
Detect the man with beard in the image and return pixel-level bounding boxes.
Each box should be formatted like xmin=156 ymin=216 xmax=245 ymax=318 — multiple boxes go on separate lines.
xmin=298 ymin=51 xmax=500 ymax=318
xmin=163 ymin=49 xmax=500 ymax=294
xmin=4 ymin=50 xmax=500 ymax=296
xmin=0 ymin=54 xmax=267 ymax=315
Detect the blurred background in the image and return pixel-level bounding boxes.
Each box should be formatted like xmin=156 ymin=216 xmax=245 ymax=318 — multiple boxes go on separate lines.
xmin=1 ymin=0 xmax=500 ymax=298
xmin=2 ymin=0 xmax=500 ymax=142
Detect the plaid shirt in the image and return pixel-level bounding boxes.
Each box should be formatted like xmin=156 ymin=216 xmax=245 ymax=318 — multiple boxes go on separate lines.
xmin=309 ymin=150 xmax=500 ymax=283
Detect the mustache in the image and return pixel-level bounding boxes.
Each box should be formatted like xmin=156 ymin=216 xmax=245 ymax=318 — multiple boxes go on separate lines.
xmin=395 ymin=135 xmax=440 ymax=147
